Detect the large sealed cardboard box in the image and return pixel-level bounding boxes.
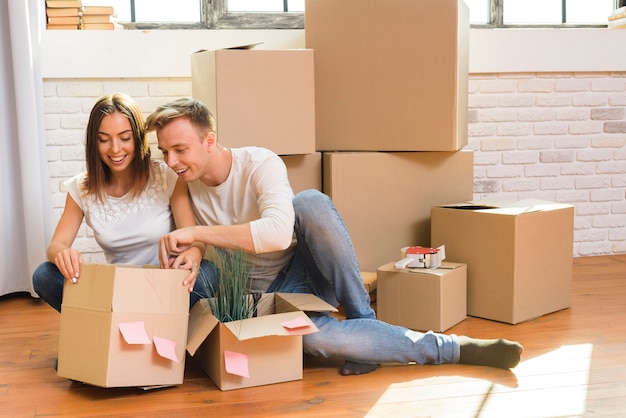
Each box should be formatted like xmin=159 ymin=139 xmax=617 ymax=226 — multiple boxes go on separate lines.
xmin=377 ymin=262 xmax=467 ymax=332
xmin=58 ymin=264 xmax=190 ymax=388
xmin=187 ymin=292 xmax=336 ymax=391
xmin=306 ymin=0 xmax=469 ymax=151
xmin=322 ymin=151 xmax=473 ymax=271
xmin=281 ymin=152 xmax=322 ymax=193
xmin=191 ymin=47 xmax=315 ymax=155
xmin=431 ymin=200 xmax=574 ymax=324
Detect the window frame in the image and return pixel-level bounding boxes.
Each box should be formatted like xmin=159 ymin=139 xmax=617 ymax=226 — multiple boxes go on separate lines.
xmin=122 ymin=0 xmax=304 ymax=30
xmin=119 ymin=0 xmax=621 ymax=30
xmin=471 ymin=0 xmax=618 ymax=29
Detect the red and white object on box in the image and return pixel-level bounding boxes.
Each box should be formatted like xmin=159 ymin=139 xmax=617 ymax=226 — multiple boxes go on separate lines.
xmin=395 ymin=245 xmax=446 ymax=269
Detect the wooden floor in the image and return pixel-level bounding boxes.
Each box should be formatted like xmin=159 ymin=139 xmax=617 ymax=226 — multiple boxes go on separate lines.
xmin=2 ymin=255 xmax=626 ymax=417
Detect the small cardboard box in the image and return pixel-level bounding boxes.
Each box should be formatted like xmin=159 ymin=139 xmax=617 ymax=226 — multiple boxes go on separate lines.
xmin=431 ymin=199 xmax=574 ymax=324
xmin=191 ymin=46 xmax=315 ymax=155
xmin=377 ymin=262 xmax=467 ymax=332
xmin=187 ymin=292 xmax=336 ymax=391
xmin=57 ymin=264 xmax=190 ymax=388
xmin=306 ymin=0 xmax=469 ymax=151
xmin=322 ymin=151 xmax=473 ymax=271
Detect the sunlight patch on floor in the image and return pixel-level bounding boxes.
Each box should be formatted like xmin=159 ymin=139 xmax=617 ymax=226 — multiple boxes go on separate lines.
xmin=365 ymin=344 xmax=594 ymax=418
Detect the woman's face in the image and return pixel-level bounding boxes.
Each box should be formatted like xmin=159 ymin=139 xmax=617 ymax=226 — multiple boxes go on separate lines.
xmin=97 ymin=111 xmax=135 ymax=173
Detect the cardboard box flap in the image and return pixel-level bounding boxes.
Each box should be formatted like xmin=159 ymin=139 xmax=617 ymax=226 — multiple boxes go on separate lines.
xmin=273 ymin=292 xmax=338 ymax=313
xmin=111 ymin=267 xmax=189 ymax=314
xmin=62 ymin=264 xmax=116 ymax=312
xmin=186 ymin=298 xmax=220 ymax=356
xmin=193 ymin=43 xmax=262 ymax=55
xmin=439 ymin=199 xmax=573 ymax=215
xmin=407 ymin=261 xmax=465 ymax=277
xmin=223 ymin=310 xmax=319 ymax=341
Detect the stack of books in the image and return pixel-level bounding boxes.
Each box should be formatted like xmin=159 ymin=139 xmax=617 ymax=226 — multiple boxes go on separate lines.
xmin=46 ymin=1 xmax=122 ymax=30
xmin=608 ymin=6 xmax=626 ymax=29
xmin=81 ymin=5 xmax=121 ymax=30
xmin=46 ymin=0 xmax=82 ymax=30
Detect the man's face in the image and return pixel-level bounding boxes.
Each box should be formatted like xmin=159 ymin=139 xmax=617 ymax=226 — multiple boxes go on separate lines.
xmin=157 ymin=117 xmax=209 ymax=183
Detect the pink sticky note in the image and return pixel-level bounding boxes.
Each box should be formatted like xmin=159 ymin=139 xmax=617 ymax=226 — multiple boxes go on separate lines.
xmin=153 ymin=336 xmax=179 ymax=363
xmin=281 ymin=316 xmax=310 ymax=330
xmin=224 ymin=350 xmax=249 ymax=378
xmin=119 ymin=321 xmax=151 ymax=344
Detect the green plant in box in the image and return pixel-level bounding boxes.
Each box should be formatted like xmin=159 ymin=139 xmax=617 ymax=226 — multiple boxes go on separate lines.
xmin=199 ymin=247 xmax=255 ymax=322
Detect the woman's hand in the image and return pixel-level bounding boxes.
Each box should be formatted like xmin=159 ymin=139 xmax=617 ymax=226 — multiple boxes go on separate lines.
xmin=54 ymin=248 xmax=83 ymax=283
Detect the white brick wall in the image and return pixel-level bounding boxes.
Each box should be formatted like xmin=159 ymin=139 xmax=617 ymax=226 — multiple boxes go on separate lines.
xmin=468 ymin=73 xmax=626 ymax=257
xmin=43 ymin=73 xmax=626 ymax=260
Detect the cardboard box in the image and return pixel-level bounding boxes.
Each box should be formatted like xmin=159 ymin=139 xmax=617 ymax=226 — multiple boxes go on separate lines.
xmin=305 ymin=0 xmax=469 ymax=151
xmin=322 ymin=151 xmax=473 ymax=271
xmin=431 ymin=200 xmax=574 ymax=324
xmin=281 ymin=152 xmax=322 ymax=193
xmin=191 ymin=47 xmax=315 ymax=155
xmin=58 ymin=264 xmax=190 ymax=388
xmin=187 ymin=292 xmax=336 ymax=391
xmin=377 ymin=261 xmax=467 ymax=332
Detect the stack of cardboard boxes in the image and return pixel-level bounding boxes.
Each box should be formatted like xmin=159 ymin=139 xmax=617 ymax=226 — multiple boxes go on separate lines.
xmin=306 ymin=0 xmax=473 ymax=333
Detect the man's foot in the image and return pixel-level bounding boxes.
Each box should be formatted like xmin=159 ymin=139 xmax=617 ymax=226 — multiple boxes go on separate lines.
xmin=458 ymin=336 xmax=523 ymax=369
xmin=340 ymin=361 xmax=380 ymax=376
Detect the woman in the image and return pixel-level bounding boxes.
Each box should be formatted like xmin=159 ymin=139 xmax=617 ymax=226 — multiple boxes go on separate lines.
xmin=33 ymin=93 xmax=202 ymax=313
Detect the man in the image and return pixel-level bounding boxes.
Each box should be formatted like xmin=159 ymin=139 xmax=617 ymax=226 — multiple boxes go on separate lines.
xmin=146 ymin=98 xmax=523 ymax=376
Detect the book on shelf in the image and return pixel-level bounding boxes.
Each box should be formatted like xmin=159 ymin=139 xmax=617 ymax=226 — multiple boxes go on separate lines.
xmin=608 ymin=6 xmax=626 ymax=20
xmin=608 ymin=11 xmax=626 ymax=21
xmin=45 ymin=0 xmax=83 ymax=8
xmin=608 ymin=16 xmax=626 ymax=28
xmin=81 ymin=22 xmax=124 ymax=30
xmin=47 ymin=15 xmax=81 ymax=25
xmin=46 ymin=23 xmax=80 ymax=30
xmin=82 ymin=5 xmax=115 ymax=16
xmin=81 ymin=14 xmax=117 ymax=24
xmin=46 ymin=7 xmax=82 ymax=17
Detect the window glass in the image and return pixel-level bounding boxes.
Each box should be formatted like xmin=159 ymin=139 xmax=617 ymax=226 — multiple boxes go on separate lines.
xmin=567 ymin=0 xmax=615 ymax=24
xmin=465 ymin=0 xmax=490 ymax=24
xmin=134 ymin=0 xmax=200 ymax=22
xmin=228 ymin=0 xmax=304 ymax=12
xmin=504 ymin=0 xmax=562 ymax=24
xmin=503 ymin=0 xmax=614 ymax=24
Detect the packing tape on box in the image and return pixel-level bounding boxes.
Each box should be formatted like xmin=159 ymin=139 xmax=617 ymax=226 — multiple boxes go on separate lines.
xmin=395 ymin=245 xmax=446 ymax=269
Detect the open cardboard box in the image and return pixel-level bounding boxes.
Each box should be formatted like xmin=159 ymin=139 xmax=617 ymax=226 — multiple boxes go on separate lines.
xmin=57 ymin=264 xmax=190 ymax=388
xmin=431 ymin=199 xmax=574 ymax=324
xmin=187 ymin=292 xmax=336 ymax=391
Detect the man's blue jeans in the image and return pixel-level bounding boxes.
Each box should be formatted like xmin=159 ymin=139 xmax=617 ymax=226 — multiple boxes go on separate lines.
xmin=196 ymin=190 xmax=460 ymax=366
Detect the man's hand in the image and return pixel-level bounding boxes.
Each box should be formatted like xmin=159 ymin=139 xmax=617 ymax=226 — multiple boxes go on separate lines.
xmin=159 ymin=228 xmax=204 ymax=293
xmin=170 ymin=251 xmax=200 ymax=293
xmin=159 ymin=227 xmax=196 ymax=267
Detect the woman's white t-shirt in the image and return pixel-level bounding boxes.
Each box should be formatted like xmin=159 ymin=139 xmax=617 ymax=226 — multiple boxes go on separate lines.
xmin=64 ymin=160 xmax=178 ymax=266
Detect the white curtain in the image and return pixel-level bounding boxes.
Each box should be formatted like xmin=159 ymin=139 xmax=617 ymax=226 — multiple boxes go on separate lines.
xmin=0 ymin=0 xmax=52 ymax=296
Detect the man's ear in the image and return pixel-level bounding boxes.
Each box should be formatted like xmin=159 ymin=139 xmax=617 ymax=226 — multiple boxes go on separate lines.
xmin=205 ymin=131 xmax=217 ymax=148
